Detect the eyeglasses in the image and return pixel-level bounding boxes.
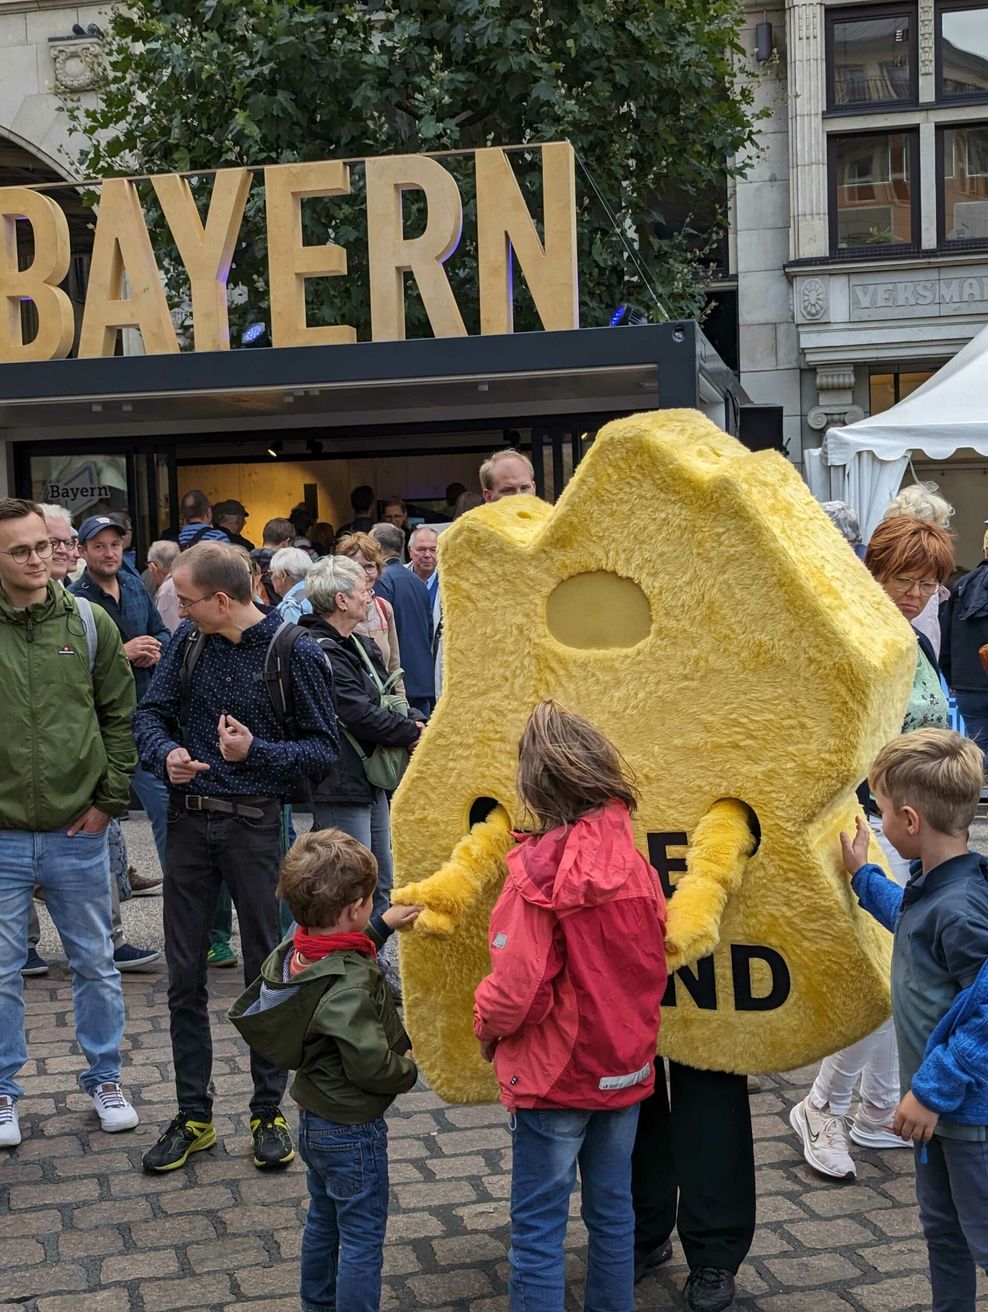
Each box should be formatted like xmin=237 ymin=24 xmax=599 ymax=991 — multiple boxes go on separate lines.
xmin=49 ymin=536 xmax=78 ymax=551
xmin=0 ymin=540 xmax=54 ymax=564
xmin=888 ymin=576 xmax=939 ymax=597
xmin=177 ymin=591 xmax=218 ymax=612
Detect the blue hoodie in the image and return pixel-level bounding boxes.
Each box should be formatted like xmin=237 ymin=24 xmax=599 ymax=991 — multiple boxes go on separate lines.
xmin=852 ymin=851 xmax=988 ymax=1139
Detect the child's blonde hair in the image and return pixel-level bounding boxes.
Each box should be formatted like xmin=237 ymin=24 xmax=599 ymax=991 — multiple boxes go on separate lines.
xmin=276 ymin=829 xmax=377 ymax=928
xmin=516 ymin=700 xmax=638 ymax=835
xmin=869 ymin=728 xmax=983 ymax=835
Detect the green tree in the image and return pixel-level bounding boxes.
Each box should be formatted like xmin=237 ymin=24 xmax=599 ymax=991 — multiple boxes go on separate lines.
xmin=69 ymin=0 xmax=761 ymax=338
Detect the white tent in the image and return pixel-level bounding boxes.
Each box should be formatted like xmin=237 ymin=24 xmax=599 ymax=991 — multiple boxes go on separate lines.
xmin=805 ymin=321 xmax=988 ymax=540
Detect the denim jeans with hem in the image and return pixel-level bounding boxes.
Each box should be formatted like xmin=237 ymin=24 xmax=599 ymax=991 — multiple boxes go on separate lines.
xmin=510 ymin=1104 xmax=640 ymax=1312
xmin=131 ymin=765 xmax=169 ymax=873
xmin=163 ymin=797 xmax=286 ymax=1117
xmin=0 ymin=827 xmax=125 ymax=1099
xmin=956 ymin=692 xmax=988 ymax=763
xmin=298 ymin=1110 xmax=389 ymax=1312
xmin=915 ymin=1134 xmax=988 ymax=1312
xmin=312 ymin=793 xmax=393 ymax=920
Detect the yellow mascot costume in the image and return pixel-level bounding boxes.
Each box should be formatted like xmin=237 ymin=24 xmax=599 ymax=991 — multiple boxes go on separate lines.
xmin=391 ymin=408 xmax=917 ymax=1105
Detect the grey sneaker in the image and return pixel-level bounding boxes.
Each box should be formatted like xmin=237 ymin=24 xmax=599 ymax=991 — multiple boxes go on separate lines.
xmin=0 ymin=1095 xmax=21 ymax=1147
xmin=790 ymin=1096 xmax=856 ymax=1179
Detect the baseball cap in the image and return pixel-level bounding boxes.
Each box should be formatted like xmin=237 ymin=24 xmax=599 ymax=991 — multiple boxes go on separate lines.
xmin=213 ymin=499 xmax=249 ymax=519
xmin=77 ymin=515 xmax=125 ymax=544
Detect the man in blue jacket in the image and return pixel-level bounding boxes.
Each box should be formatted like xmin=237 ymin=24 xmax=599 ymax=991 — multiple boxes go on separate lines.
xmin=371 ymin=522 xmax=435 ymax=717
xmin=841 ymin=728 xmax=988 ymax=1312
xmin=72 ymin=515 xmax=171 ymax=965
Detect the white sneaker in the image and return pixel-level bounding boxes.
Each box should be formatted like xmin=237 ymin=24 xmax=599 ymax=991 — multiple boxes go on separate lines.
xmin=0 ymin=1095 xmax=21 ymax=1147
xmin=91 ymin=1083 xmax=139 ymax=1133
xmin=790 ymin=1096 xmax=856 ymax=1179
xmin=850 ymin=1107 xmax=911 ymax=1150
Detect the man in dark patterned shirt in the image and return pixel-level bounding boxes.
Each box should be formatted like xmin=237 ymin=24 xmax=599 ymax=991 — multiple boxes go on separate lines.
xmin=134 ymin=543 xmax=338 ymax=1174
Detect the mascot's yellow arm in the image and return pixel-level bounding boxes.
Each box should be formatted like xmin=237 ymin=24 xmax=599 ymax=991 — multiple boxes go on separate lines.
xmin=391 ymin=807 xmax=514 ymax=935
xmin=665 ymin=799 xmax=757 ymax=972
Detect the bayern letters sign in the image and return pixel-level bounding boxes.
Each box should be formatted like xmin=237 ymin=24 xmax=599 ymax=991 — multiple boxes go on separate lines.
xmin=0 ymin=142 xmax=579 ymax=364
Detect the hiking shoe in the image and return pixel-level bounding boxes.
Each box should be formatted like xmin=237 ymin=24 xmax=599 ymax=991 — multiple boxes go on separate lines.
xmin=142 ymin=1114 xmax=216 ymax=1172
xmin=114 ymin=943 xmax=161 ymax=971
xmin=127 ymin=867 xmax=163 ymax=897
xmin=850 ymin=1107 xmax=911 ymax=1150
xmin=790 ymin=1096 xmax=856 ymax=1179
xmin=250 ymin=1106 xmax=295 ymax=1169
xmin=685 ymin=1266 xmax=736 ymax=1312
xmin=21 ymin=948 xmax=49 ymax=977
xmin=634 ymin=1239 xmax=673 ymax=1283
xmin=91 ymin=1083 xmax=139 ymax=1133
xmin=207 ymin=941 xmax=239 ymax=968
xmin=0 ymin=1096 xmax=21 ymax=1148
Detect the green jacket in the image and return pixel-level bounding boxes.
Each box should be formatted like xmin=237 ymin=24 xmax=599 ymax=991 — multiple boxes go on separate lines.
xmin=229 ymin=933 xmax=416 ymax=1125
xmin=0 ymin=582 xmax=137 ymax=830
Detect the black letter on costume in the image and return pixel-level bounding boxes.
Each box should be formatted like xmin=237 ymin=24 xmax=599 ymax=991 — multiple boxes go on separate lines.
xmin=647 ymin=831 xmax=688 ymax=900
xmin=662 ymin=956 xmax=717 ymax=1010
xmin=731 ymin=945 xmax=791 ymax=1012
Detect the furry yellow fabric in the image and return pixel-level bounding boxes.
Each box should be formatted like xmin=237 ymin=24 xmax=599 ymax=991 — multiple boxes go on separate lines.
xmin=664 ymin=799 xmax=758 ymax=972
xmin=391 ymin=408 xmax=918 ymax=1103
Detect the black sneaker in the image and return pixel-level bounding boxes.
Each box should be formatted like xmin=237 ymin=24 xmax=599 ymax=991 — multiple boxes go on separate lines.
xmin=142 ymin=1114 xmax=216 ymax=1173
xmin=685 ymin=1267 xmax=736 ymax=1312
xmin=250 ymin=1106 xmax=295 ymax=1170
xmin=21 ymin=948 xmax=49 ymax=977
xmin=634 ymin=1239 xmax=673 ymax=1283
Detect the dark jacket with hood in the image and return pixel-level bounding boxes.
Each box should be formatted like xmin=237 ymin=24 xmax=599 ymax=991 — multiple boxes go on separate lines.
xmin=940 ymin=560 xmax=988 ymax=693
xmin=228 ymin=922 xmax=416 ymax=1124
xmin=297 ymin=615 xmax=419 ymax=805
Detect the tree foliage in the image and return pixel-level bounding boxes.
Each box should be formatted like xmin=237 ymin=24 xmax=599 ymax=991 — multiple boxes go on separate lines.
xmin=69 ymin=0 xmax=762 ymax=338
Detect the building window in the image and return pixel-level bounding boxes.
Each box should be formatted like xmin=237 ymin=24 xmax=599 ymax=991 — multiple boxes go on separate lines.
xmin=939 ymin=122 xmax=988 ymax=242
xmin=827 ymin=6 xmax=917 ymax=110
xmin=830 ymin=130 xmax=919 ymax=252
xmin=937 ymin=3 xmax=988 ymax=100
xmin=869 ymin=369 xmax=935 ymax=413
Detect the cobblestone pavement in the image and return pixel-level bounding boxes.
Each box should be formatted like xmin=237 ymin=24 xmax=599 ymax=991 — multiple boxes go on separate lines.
xmin=4 ymin=819 xmax=988 ymax=1312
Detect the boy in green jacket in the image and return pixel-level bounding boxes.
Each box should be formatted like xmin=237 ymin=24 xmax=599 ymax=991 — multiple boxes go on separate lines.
xmin=230 ymin=829 xmax=420 ymax=1312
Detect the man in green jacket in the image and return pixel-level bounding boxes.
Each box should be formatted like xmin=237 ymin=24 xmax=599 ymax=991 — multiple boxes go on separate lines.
xmin=0 ymin=498 xmax=139 ymax=1150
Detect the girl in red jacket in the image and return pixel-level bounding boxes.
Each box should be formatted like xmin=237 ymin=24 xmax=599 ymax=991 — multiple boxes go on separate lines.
xmin=474 ymin=700 xmax=667 ymax=1312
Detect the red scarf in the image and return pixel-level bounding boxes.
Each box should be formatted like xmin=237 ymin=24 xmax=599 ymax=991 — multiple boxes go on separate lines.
xmin=292 ymin=928 xmax=377 ymax=969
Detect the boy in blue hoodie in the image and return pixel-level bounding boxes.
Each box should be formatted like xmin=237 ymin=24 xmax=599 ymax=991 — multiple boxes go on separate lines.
xmin=841 ymin=727 xmax=988 ymax=1312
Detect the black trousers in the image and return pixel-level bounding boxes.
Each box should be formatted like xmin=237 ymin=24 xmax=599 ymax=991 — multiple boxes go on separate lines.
xmin=632 ymin=1061 xmax=755 ymax=1274
xmin=163 ymin=797 xmax=287 ymax=1118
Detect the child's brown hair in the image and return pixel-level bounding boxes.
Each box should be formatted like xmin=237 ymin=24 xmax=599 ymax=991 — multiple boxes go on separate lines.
xmin=515 ymin=700 xmax=638 ymax=835
xmin=276 ymin=829 xmax=378 ymax=928
xmin=869 ymin=728 xmax=983 ymax=835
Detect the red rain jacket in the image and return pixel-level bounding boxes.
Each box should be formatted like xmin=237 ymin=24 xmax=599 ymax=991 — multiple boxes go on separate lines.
xmin=473 ymin=800 xmax=667 ymax=1112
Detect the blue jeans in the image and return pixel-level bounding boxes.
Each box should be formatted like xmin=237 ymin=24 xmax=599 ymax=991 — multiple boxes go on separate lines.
xmin=0 ymin=827 xmax=125 ymax=1099
xmin=955 ymin=692 xmax=988 ymax=762
xmin=915 ymin=1135 xmax=988 ymax=1312
xmin=298 ymin=1111 xmax=390 ymax=1312
xmin=131 ymin=765 xmax=169 ymax=872
xmin=509 ymin=1104 xmax=640 ymax=1312
xmin=312 ymin=793 xmax=393 ymax=920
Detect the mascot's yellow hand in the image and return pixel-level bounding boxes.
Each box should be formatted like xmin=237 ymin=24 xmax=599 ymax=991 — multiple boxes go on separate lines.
xmin=664 ymin=798 xmax=757 ymax=969
xmin=391 ymin=807 xmax=514 ymax=937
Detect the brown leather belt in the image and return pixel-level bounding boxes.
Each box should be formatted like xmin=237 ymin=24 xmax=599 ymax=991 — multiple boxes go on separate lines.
xmin=182 ymin=795 xmax=273 ymax=819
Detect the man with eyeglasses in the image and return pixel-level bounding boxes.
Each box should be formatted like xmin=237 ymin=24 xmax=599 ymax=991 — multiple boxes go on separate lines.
xmin=134 ymin=542 xmax=339 ymax=1174
xmin=70 ymin=516 xmax=172 ymax=961
xmin=0 ymin=498 xmax=140 ymax=1150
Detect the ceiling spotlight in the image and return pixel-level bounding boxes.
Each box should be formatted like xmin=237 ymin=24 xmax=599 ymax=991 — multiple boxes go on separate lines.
xmin=267 ymin=439 xmax=283 ymax=458
xmin=242 ymin=321 xmax=269 ymax=348
xmin=306 ymin=437 xmax=325 ymax=455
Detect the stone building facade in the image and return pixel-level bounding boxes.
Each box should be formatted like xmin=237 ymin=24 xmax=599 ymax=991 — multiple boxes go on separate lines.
xmin=732 ymin=0 xmax=988 ymax=502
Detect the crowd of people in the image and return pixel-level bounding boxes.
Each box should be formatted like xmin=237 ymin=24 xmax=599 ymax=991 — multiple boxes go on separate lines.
xmin=0 ymin=458 xmax=985 ymax=1312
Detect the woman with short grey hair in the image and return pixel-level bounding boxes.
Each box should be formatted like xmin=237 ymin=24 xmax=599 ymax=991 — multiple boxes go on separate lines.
xmin=272 ymin=546 xmax=313 ymax=624
xmin=299 ymin=556 xmax=423 ymax=934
